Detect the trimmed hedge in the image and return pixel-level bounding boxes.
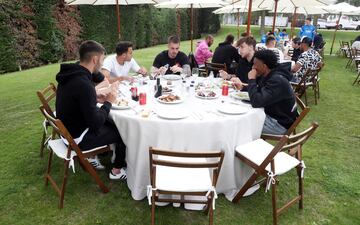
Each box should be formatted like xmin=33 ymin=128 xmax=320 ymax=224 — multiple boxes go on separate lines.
xmin=0 ymin=1 xmax=220 ymax=73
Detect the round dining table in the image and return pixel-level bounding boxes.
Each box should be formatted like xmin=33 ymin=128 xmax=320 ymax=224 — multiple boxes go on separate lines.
xmin=108 ymin=76 xmax=266 ymax=201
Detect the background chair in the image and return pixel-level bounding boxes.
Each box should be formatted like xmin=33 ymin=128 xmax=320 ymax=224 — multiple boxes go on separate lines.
xmin=39 ymin=106 xmax=110 ymax=209
xmin=205 ymin=62 xmax=227 ymax=78
xmin=232 ymin=122 xmax=319 ymax=225
xmin=148 ymin=147 xmax=224 ymax=225
xmin=36 ymin=83 xmax=57 ymax=157
xmin=291 ymin=66 xmax=322 ymax=105
xmin=353 ymin=65 xmax=360 ymax=85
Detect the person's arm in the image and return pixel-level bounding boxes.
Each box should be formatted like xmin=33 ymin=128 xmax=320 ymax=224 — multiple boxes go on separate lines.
xmin=131 ymin=58 xmax=147 ymax=76
xmin=247 ymin=70 xmax=284 ymax=108
xmin=100 ymin=68 xmax=130 ymax=83
xmin=76 ymin=81 xmax=112 ymax=132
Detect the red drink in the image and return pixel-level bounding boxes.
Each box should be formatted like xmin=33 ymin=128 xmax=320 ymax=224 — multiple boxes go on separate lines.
xmin=222 ymin=85 xmax=229 ymax=96
xmin=139 ymin=92 xmax=147 ymax=105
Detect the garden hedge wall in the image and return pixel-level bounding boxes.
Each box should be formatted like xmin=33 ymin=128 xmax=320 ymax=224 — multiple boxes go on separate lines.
xmin=0 ymin=0 xmax=220 ymax=73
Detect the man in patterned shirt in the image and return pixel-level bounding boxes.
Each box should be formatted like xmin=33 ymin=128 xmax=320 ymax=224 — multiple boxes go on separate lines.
xmin=291 ymin=37 xmax=322 ymax=82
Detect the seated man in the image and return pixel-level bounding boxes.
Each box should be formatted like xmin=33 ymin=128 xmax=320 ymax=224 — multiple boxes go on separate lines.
xmin=56 ymin=40 xmax=127 ymax=180
xmin=212 ymin=34 xmax=240 ymax=74
xmin=291 ymin=37 xmax=322 ymax=82
xmin=152 ymin=36 xmax=191 ymax=76
xmin=232 ymin=50 xmax=298 ymax=135
xmin=219 ymin=36 xmax=257 ymax=86
xmin=290 ymin=37 xmax=302 ymax=62
xmin=313 ymin=32 xmax=324 ymax=51
xmin=265 ymin=35 xmax=284 ymax=63
xmin=194 ymin=35 xmax=214 ymax=68
xmin=101 ymin=41 xmax=147 ymax=83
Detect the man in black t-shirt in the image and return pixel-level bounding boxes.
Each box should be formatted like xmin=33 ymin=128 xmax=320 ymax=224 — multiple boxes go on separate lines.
xmin=152 ymin=36 xmax=190 ymax=76
xmin=212 ymin=34 xmax=240 ymax=74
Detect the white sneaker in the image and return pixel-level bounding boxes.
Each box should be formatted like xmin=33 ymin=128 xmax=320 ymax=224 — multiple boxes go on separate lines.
xmin=87 ymin=156 xmax=105 ymax=170
xmin=109 ymin=168 xmax=127 ymax=180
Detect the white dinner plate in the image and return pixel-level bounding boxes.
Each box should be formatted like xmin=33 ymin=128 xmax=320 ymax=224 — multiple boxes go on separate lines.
xmin=230 ymin=91 xmax=250 ymax=101
xmin=112 ymin=104 xmax=131 ymax=110
xmin=217 ymin=104 xmax=249 ymax=115
xmin=157 ymin=95 xmax=184 ymax=104
xmin=163 ymin=74 xmax=182 ymax=81
xmin=195 ymin=91 xmax=219 ymax=100
xmin=156 ymin=109 xmax=189 ymax=120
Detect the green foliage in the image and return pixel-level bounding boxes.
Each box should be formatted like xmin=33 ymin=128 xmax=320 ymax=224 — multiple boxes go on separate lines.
xmin=198 ymin=8 xmax=221 ymax=34
xmin=33 ymin=0 xmax=64 ymax=64
xmin=0 ymin=7 xmax=18 ymax=73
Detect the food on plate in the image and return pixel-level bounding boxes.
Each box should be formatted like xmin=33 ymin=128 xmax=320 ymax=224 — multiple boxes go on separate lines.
xmin=197 ymin=91 xmax=217 ymax=98
xmin=115 ymin=98 xmax=129 ymax=106
xmin=162 ymin=86 xmax=172 ymax=92
xmin=235 ymin=92 xmax=249 ymax=99
xmin=158 ymin=94 xmax=180 ymax=102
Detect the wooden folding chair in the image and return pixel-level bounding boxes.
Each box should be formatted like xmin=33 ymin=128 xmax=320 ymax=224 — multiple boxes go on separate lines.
xmin=346 ymin=48 xmax=360 ymax=70
xmin=36 ymin=83 xmax=57 ymax=157
xmin=39 ymin=106 xmax=110 ymax=209
xmin=341 ymin=41 xmax=350 ymax=58
xmin=291 ymin=66 xmax=322 ymax=105
xmin=148 ymin=147 xmax=224 ymax=225
xmin=353 ymin=65 xmax=360 ymax=85
xmin=232 ymin=122 xmax=319 ymax=225
xmin=205 ymin=62 xmax=227 ymax=77
xmin=262 ymin=96 xmax=310 ymax=141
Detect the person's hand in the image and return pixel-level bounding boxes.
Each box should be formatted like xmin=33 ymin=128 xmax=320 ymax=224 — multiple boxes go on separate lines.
xmin=248 ymin=69 xmax=258 ymax=80
xmin=170 ymin=65 xmax=182 ymax=73
xmin=138 ymin=67 xmax=148 ymax=76
xmin=121 ymin=76 xmax=135 ymax=83
xmin=96 ymin=93 xmax=107 ymax=103
xmin=219 ymin=70 xmax=230 ymax=80
xmin=230 ymin=77 xmax=247 ymax=90
xmin=159 ymin=66 xmax=167 ymax=75
xmin=105 ymin=90 xmax=117 ymax=104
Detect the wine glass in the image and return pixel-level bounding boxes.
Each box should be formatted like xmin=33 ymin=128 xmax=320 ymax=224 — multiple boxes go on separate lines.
xmin=192 ymin=68 xmax=199 ymax=80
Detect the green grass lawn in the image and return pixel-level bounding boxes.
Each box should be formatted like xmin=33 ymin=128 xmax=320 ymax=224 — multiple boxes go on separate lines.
xmin=0 ymin=26 xmax=359 ymax=225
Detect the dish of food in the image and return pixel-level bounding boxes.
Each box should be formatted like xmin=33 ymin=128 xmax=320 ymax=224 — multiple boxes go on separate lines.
xmin=230 ymin=91 xmax=250 ymax=101
xmin=163 ymin=74 xmax=182 ymax=81
xmin=195 ymin=91 xmax=218 ymax=99
xmin=157 ymin=94 xmax=183 ymax=104
xmin=162 ymin=86 xmax=173 ymax=93
xmin=112 ymin=98 xmax=130 ymax=109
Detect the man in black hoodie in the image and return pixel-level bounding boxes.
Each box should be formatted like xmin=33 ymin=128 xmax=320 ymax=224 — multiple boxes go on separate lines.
xmin=212 ymin=34 xmax=240 ymax=74
xmin=233 ymin=50 xmax=298 ymax=135
xmin=56 ymin=40 xmax=127 ymax=180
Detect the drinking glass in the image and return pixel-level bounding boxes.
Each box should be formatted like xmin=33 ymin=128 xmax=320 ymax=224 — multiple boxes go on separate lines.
xmin=192 ymin=68 xmax=199 ymax=80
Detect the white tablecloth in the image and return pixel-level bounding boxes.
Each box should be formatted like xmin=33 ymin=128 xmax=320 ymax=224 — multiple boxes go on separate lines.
xmin=109 ymin=78 xmax=266 ymax=201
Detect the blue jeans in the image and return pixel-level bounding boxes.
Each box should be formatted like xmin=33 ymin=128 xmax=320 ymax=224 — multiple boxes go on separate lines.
xmin=262 ymin=115 xmax=287 ymax=135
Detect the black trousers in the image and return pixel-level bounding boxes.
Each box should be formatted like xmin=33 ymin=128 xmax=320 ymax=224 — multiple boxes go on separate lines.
xmin=78 ymin=121 xmax=126 ymax=168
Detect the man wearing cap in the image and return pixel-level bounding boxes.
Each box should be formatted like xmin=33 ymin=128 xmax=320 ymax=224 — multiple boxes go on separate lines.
xmin=291 ymin=37 xmax=322 ymax=82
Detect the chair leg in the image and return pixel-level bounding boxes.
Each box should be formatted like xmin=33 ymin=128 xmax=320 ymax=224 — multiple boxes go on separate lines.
xmin=304 ymin=89 xmax=308 ymax=106
xmin=314 ymin=85 xmax=317 ymax=105
xmin=232 ymin=172 xmax=259 ymax=203
xmin=353 ymin=73 xmax=360 ymax=85
xmin=151 ymin=193 xmax=156 ymax=225
xmin=59 ymin=159 xmax=70 ymax=209
xmin=209 ymin=200 xmax=214 ymax=225
xmin=77 ymin=157 xmax=109 ymax=193
xmin=45 ymin=150 xmax=53 ymax=186
xmin=297 ymin=167 xmax=304 ymax=210
xmin=40 ymin=130 xmax=47 ymax=157
xmin=271 ymin=180 xmax=278 ymax=225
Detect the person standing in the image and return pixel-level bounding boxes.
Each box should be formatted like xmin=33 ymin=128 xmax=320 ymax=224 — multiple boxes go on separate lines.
xmin=299 ymin=18 xmax=316 ymax=42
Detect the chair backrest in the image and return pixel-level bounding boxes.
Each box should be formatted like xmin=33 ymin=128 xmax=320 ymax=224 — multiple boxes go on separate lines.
xmin=294 ymin=66 xmax=322 ymax=96
xmin=342 ymin=41 xmax=350 ymax=48
xmin=188 ymin=52 xmax=199 ymax=70
xmin=281 ymin=122 xmax=319 ymax=155
xmin=205 ymin=62 xmax=227 ymax=77
xmin=39 ymin=106 xmax=85 ymax=159
xmin=260 ymin=122 xmax=319 ymax=169
xmin=149 ymin=147 xmax=224 ymax=188
xmin=37 ymin=83 xmax=57 ymax=117
xmin=284 ymin=96 xmax=310 ymax=136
